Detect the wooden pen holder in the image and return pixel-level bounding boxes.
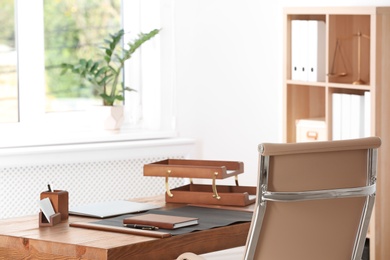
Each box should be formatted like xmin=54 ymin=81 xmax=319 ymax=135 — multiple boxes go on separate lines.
xmin=40 ymin=190 xmax=69 ymax=221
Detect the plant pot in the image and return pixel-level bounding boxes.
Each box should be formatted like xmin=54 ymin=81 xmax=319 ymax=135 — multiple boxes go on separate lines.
xmin=90 ymin=105 xmax=125 ymax=130
xmin=104 ymin=105 xmax=124 ymax=130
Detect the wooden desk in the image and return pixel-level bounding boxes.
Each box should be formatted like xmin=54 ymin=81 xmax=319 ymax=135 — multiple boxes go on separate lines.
xmin=0 ymin=196 xmax=253 ymax=260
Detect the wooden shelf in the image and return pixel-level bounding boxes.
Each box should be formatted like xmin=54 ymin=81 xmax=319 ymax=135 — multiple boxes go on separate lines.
xmin=285 ymin=80 xmax=327 ymax=87
xmin=327 ymin=82 xmax=371 ymax=91
xmin=283 ymin=6 xmax=390 ymax=260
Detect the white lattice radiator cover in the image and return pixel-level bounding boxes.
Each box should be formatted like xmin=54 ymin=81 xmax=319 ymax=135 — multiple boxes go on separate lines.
xmin=0 ymin=138 xmax=196 ymax=219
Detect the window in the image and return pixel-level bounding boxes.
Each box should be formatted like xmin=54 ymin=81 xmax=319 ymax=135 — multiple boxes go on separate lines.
xmin=1 ymin=0 xmax=175 ymax=147
xmin=0 ymin=0 xmax=18 ymax=123
xmin=44 ymin=0 xmax=121 ymax=112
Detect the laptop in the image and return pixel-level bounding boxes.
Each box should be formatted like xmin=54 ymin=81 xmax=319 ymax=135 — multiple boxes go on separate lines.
xmin=69 ymin=200 xmax=160 ymax=218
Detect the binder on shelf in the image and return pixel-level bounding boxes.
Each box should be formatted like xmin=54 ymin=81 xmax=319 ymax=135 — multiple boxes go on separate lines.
xmin=291 ymin=20 xmax=326 ymax=82
xmin=332 ymin=93 xmax=367 ymax=140
xmin=291 ymin=20 xmax=307 ymax=81
xmin=340 ymin=93 xmax=351 ymax=140
xmin=291 ymin=20 xmax=300 ymax=80
xmin=350 ymin=94 xmax=365 ymax=139
xmin=364 ymin=91 xmax=371 ymax=137
xmin=307 ymin=20 xmax=326 ymax=82
xmin=332 ymin=93 xmax=342 ymax=140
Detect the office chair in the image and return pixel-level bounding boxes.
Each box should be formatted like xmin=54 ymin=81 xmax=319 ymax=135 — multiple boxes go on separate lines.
xmin=177 ymin=137 xmax=381 ymax=260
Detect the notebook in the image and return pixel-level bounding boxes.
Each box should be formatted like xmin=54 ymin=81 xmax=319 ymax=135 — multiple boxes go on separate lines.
xmin=69 ymin=200 xmax=160 ymax=218
xmin=123 ymin=213 xmax=199 ymax=229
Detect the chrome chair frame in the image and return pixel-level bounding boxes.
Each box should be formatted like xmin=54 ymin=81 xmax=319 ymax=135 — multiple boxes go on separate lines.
xmin=244 ymin=138 xmax=379 ymax=260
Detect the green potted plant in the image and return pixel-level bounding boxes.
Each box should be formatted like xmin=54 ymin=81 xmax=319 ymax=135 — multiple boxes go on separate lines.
xmin=60 ymin=28 xmax=160 ymax=129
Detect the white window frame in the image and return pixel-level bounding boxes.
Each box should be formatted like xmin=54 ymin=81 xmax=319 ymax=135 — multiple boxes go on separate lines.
xmin=1 ymin=0 xmax=176 ymax=148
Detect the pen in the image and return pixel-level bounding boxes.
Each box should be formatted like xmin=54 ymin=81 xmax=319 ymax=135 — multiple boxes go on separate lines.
xmin=47 ymin=184 xmax=52 ymax=192
xmin=123 ymin=224 xmax=159 ymax=230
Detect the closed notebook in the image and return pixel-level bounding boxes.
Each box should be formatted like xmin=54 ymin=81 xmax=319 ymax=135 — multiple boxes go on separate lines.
xmin=123 ymin=213 xmax=199 ymax=229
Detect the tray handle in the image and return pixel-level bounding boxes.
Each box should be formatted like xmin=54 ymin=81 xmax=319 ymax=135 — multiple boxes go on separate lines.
xmin=165 ymin=170 xmax=174 ymax=197
xmin=165 ymin=170 xmax=240 ymax=199
xmin=212 ymin=172 xmax=221 ymax=200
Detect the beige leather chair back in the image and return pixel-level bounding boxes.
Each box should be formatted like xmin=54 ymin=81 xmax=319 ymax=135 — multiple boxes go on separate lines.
xmin=244 ymin=137 xmax=381 ymax=260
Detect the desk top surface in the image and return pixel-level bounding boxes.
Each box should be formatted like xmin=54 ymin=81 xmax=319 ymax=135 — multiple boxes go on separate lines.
xmin=0 ymin=195 xmax=253 ymax=260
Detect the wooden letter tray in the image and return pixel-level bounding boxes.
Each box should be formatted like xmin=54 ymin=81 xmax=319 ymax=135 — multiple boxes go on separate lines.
xmin=143 ymin=159 xmax=256 ymax=206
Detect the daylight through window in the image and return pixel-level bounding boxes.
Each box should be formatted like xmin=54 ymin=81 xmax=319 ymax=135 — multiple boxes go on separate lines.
xmin=0 ymin=0 xmax=18 ymax=123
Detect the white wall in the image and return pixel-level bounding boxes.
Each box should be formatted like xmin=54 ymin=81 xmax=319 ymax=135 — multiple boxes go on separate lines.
xmin=173 ymin=0 xmax=390 ymax=186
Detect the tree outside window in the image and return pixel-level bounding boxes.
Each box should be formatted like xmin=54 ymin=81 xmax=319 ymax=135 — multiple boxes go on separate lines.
xmin=1 ymin=0 xmax=175 ymax=144
xmin=0 ymin=0 xmax=18 ymax=123
xmin=44 ymin=0 xmax=121 ymax=112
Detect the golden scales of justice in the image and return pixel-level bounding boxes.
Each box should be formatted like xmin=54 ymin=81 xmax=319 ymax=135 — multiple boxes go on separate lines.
xmin=328 ymin=30 xmax=370 ymax=85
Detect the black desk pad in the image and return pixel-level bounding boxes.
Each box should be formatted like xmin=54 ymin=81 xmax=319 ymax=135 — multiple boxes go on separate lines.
xmin=93 ymin=205 xmax=253 ymax=235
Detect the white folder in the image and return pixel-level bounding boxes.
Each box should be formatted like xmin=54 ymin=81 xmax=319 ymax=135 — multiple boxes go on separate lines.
xmin=332 ymin=93 xmax=342 ymax=140
xmin=350 ymin=94 xmax=365 ymax=138
xmin=307 ymin=20 xmax=326 ymax=82
xmin=291 ymin=20 xmax=307 ymax=81
xmin=364 ymin=91 xmax=371 ymax=137
xmin=341 ymin=94 xmax=351 ymax=140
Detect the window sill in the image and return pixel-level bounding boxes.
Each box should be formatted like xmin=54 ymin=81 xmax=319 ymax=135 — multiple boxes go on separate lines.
xmin=0 ymin=125 xmax=178 ymax=149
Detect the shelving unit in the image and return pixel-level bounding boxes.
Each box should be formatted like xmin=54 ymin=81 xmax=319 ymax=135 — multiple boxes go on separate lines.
xmin=283 ymin=7 xmax=390 ymax=260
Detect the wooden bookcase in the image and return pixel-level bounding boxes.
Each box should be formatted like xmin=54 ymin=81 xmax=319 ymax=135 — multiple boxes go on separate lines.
xmin=283 ymin=7 xmax=390 ymax=260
